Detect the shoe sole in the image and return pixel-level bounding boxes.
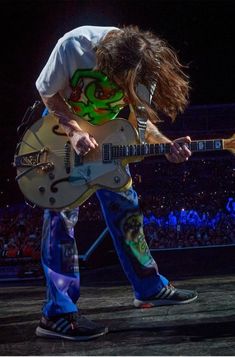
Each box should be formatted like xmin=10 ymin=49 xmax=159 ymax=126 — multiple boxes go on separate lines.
xmin=134 ymin=294 xmax=198 ymax=308
xmin=35 ymin=326 xmax=109 ymax=341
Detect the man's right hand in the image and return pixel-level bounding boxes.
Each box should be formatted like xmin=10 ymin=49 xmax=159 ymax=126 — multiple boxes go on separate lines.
xmin=39 ymin=94 xmax=99 ymax=155
xmin=68 ymin=128 xmax=99 ymax=156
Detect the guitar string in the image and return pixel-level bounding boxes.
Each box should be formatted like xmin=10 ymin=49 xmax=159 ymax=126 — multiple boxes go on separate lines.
xmin=36 ymin=140 xmax=224 ymax=155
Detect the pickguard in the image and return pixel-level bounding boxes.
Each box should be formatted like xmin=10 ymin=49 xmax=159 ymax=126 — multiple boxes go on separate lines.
xmin=69 ymin=160 xmax=118 ymax=185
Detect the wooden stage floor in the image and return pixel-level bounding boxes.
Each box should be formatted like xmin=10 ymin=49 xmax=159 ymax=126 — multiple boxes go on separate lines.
xmin=0 ymin=265 xmax=235 ymax=356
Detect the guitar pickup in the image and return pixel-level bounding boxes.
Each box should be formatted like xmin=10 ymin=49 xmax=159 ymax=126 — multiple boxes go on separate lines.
xmin=102 ymin=143 xmax=112 ymax=162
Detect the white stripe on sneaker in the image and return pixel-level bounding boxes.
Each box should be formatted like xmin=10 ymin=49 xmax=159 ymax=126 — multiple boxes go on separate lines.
xmin=168 ymin=289 xmax=175 ymax=298
xmin=162 ymin=289 xmax=173 ymax=299
xmin=160 ymin=290 xmax=171 ymax=299
xmin=52 ymin=318 xmax=65 ymax=330
xmin=155 ymin=287 xmax=167 ymax=299
xmin=62 ymin=323 xmax=72 ymax=333
xmin=57 ymin=320 xmax=69 ymax=332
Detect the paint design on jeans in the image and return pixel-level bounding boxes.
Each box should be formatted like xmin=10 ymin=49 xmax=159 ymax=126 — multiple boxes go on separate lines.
xmin=120 ymin=211 xmax=156 ymax=268
xmin=61 ymin=243 xmax=79 ymax=274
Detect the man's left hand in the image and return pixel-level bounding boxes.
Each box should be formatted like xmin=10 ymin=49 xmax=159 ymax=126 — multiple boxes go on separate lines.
xmin=165 ymin=136 xmax=191 ymax=163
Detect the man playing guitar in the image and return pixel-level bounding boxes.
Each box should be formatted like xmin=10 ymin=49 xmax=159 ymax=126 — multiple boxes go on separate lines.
xmin=34 ymin=25 xmax=197 ymax=341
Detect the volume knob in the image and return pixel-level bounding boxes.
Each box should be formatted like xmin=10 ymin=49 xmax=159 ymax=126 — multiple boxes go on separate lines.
xmin=114 ymin=176 xmax=121 ymax=183
xmin=38 ymin=186 xmax=45 ymax=193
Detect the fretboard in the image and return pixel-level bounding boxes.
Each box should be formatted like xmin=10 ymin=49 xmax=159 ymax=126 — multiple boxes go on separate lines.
xmin=102 ymin=139 xmax=224 ymax=162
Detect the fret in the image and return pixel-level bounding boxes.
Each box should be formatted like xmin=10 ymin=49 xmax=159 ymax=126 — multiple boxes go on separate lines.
xmin=116 ymin=145 xmax=120 ymax=158
xmin=150 ymin=144 xmax=154 ymax=155
xmin=154 ymin=144 xmax=159 ymax=155
xmin=133 ymin=145 xmax=137 ymax=156
xmin=165 ymin=144 xmax=171 ymax=154
xmin=120 ymin=145 xmax=124 ymax=157
xmin=145 ymin=144 xmax=149 ymax=155
xmin=129 ymin=145 xmax=133 ymax=156
xmin=141 ymin=144 xmax=145 ymax=155
xmin=114 ymin=145 xmax=117 ymax=158
xmin=111 ymin=145 xmax=114 ymax=158
xmin=111 ymin=146 xmax=115 ymax=159
xmin=190 ymin=142 xmax=198 ymax=152
xmin=159 ymin=144 xmax=165 ymax=154
xmin=205 ymin=140 xmax=214 ymax=150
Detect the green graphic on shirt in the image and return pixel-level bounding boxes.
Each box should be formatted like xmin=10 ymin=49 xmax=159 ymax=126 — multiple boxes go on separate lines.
xmin=68 ymin=69 xmax=126 ymax=125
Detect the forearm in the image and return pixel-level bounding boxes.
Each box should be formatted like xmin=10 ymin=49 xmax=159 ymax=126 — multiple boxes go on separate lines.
xmin=128 ymin=110 xmax=171 ymax=144
xmin=145 ymin=120 xmax=171 ymax=144
xmin=40 ymin=93 xmax=82 ymax=135
xmin=40 ymin=92 xmax=98 ymax=155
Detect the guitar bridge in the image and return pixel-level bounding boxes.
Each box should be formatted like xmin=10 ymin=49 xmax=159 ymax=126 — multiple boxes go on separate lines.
xmin=14 ymin=148 xmax=54 ymax=180
xmin=14 ymin=149 xmax=43 ymax=167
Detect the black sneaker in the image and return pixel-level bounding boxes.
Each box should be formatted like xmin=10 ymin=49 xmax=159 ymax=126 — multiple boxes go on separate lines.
xmin=134 ymin=284 xmax=198 ymax=308
xmin=35 ymin=312 xmax=108 ymax=341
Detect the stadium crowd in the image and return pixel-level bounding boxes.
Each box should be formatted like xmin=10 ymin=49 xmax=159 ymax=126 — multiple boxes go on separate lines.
xmin=0 ymin=205 xmax=42 ymax=259
xmin=0 ymin=156 xmax=234 ymax=260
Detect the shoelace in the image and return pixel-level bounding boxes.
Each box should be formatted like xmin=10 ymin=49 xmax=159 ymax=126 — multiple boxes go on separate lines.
xmin=67 ymin=312 xmax=92 ymax=326
xmin=167 ymin=283 xmax=176 ymax=291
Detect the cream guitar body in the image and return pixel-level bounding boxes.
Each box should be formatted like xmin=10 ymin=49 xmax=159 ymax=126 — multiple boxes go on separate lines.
xmin=14 ymin=114 xmax=140 ymax=210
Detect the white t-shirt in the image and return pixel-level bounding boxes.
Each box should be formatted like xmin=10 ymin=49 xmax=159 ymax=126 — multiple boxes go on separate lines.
xmin=36 ymin=25 xmax=152 ymax=124
xmin=36 ymin=26 xmax=119 ymax=99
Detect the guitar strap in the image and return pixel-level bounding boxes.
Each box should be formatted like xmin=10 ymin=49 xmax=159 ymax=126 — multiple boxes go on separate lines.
xmin=136 ymin=106 xmax=148 ymax=144
xmin=135 ymin=84 xmax=155 ymax=144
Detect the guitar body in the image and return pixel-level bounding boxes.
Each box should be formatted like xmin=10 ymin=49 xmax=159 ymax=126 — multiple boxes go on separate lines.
xmin=16 ymin=114 xmax=140 ymax=210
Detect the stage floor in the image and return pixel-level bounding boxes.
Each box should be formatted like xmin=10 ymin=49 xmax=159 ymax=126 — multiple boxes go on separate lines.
xmin=0 ymin=265 xmax=235 ymax=356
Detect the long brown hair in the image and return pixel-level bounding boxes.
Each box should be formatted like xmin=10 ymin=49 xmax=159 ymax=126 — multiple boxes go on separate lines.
xmin=95 ymin=25 xmax=190 ymax=123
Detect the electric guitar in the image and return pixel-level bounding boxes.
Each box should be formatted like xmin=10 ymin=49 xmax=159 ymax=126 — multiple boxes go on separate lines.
xmin=14 ymin=113 xmax=235 ymax=210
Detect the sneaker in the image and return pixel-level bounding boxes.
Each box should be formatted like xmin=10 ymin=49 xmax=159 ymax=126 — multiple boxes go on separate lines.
xmin=134 ymin=284 xmax=198 ymax=308
xmin=35 ymin=312 xmax=108 ymax=341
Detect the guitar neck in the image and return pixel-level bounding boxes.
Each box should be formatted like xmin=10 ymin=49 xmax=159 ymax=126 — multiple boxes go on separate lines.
xmin=103 ymin=139 xmax=224 ymax=161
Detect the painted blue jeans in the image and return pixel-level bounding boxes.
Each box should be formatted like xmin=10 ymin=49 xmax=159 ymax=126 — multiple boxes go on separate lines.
xmin=41 ymin=187 xmax=168 ymax=317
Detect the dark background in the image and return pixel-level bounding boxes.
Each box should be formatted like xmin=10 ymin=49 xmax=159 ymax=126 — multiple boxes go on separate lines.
xmin=1 ymin=0 xmax=235 ymax=125
xmin=1 ymin=0 xmax=235 ymax=206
